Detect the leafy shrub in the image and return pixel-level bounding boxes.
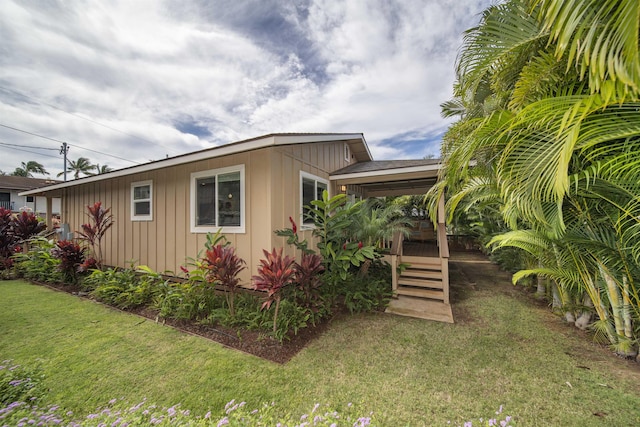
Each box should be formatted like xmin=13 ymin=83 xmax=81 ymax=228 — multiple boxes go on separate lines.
xmin=0 ymin=208 xmax=46 ymax=272
xmin=0 ymin=208 xmax=15 ymax=270
xmin=273 ymin=299 xmax=313 ymax=341
xmin=50 ymin=240 xmax=86 ymax=284
xmin=153 ymin=279 xmax=222 ymax=321
xmin=0 ymin=361 xmax=45 ymax=406
xmin=12 ymin=237 xmax=63 ymax=283
xmin=341 ymin=260 xmax=392 ymax=314
xmin=86 ymin=266 xmax=161 ymax=309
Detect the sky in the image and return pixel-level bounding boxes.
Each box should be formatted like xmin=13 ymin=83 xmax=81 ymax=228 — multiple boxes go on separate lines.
xmin=0 ymin=0 xmax=491 ymax=178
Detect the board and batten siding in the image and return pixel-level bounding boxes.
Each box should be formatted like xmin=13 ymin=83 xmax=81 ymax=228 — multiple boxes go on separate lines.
xmin=270 ymin=141 xmax=354 ymax=259
xmin=61 ymin=141 xmax=355 ymax=286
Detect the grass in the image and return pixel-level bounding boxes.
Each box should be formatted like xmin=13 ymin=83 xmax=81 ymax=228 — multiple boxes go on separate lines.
xmin=1 ymin=265 xmax=640 ymax=426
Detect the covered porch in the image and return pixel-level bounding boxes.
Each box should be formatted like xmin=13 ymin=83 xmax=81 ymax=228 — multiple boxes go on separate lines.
xmin=330 ymin=159 xmax=453 ymax=323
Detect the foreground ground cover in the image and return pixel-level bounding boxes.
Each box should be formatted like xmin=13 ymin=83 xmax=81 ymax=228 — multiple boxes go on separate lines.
xmin=1 ymin=258 xmax=639 ymax=426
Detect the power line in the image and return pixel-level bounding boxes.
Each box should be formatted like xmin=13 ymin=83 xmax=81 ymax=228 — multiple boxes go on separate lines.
xmin=0 ymin=122 xmax=139 ymax=165
xmin=0 ymin=123 xmax=65 ymax=144
xmin=0 ymin=85 xmax=182 ymax=155
xmin=66 ymin=142 xmax=137 ymax=164
xmin=0 ymin=141 xmax=58 ymax=151
xmin=0 ymin=141 xmax=61 ymax=159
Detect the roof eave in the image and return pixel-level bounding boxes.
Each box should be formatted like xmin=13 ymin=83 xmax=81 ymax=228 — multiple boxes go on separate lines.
xmin=330 ymin=163 xmax=442 ymax=181
xmin=19 ymin=133 xmax=369 ymax=196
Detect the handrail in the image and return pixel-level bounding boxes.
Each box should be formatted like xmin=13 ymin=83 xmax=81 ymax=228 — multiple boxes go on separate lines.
xmin=390 ymin=231 xmax=403 ymax=256
xmin=437 ymin=223 xmax=449 ymax=259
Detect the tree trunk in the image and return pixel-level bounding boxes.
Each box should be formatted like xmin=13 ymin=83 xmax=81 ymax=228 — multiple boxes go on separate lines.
xmin=599 ymin=266 xmax=625 ymax=339
xmin=574 ymin=292 xmax=592 ymax=330
xmin=535 ymin=275 xmax=546 ymax=299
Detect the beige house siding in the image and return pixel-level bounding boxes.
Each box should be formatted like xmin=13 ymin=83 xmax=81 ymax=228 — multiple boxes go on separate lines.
xmin=60 ymin=140 xmax=355 ymax=285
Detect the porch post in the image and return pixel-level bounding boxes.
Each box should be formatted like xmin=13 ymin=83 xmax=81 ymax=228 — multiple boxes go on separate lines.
xmin=437 ymin=192 xmax=450 ymax=305
xmin=46 ymin=196 xmax=53 ymax=230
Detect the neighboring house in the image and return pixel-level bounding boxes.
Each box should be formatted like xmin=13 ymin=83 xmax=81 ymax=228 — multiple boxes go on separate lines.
xmin=0 ymin=175 xmax=61 ymax=216
xmin=20 ymin=133 xmax=451 ymax=321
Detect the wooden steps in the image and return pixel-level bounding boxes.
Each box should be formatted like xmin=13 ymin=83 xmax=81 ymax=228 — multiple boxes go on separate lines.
xmin=396 ymin=255 xmax=446 ymax=301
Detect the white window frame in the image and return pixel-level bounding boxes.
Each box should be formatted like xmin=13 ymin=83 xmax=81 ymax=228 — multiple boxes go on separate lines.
xmin=344 ymin=143 xmax=351 ymax=162
xmin=300 ymin=171 xmax=329 ymax=229
xmin=190 ymin=165 xmax=245 ymax=234
xmin=131 ymin=180 xmax=153 ymax=221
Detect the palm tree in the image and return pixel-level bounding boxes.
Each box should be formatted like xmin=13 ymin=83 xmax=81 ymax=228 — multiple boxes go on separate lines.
xmin=11 ymin=161 xmax=48 ymax=177
xmin=94 ymin=164 xmax=113 ymax=175
xmin=57 ymin=157 xmax=94 ymax=179
xmin=430 ymin=0 xmax=640 ymax=355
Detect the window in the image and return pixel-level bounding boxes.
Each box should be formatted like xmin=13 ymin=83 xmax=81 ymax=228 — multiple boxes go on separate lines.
xmin=131 ymin=180 xmax=152 ymax=221
xmin=0 ymin=192 xmax=10 ymax=210
xmin=26 ymin=196 xmax=34 ymax=203
xmin=191 ymin=165 xmax=245 ymax=233
xmin=300 ymin=171 xmax=328 ymax=227
xmin=344 ymin=143 xmax=351 ymax=162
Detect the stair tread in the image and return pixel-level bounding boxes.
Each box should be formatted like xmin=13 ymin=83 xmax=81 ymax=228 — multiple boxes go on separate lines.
xmin=398 ymin=278 xmax=444 ymax=289
xmin=400 ymin=255 xmax=441 ymax=265
xmin=397 ymin=287 xmax=445 ymax=300
xmin=401 ymin=270 xmax=443 ymax=279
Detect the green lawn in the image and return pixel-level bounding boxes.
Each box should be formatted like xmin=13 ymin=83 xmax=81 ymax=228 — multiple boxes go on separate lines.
xmin=1 ymin=267 xmax=639 ymax=426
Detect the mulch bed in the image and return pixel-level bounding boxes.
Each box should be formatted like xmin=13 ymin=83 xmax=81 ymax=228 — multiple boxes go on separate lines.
xmin=35 ymin=280 xmax=336 ymax=364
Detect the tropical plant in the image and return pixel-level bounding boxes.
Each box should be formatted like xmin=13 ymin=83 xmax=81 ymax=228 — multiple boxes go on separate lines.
xmin=0 ymin=208 xmax=15 ymax=270
xmin=76 ymin=202 xmax=114 ymax=267
xmin=292 ymin=252 xmax=325 ymax=311
xmin=352 ymin=198 xmax=413 ymax=248
xmin=203 ymin=244 xmax=246 ymax=317
xmin=57 ymin=157 xmax=94 ymax=179
xmin=91 ymin=164 xmax=113 ymax=175
xmin=252 ymin=248 xmax=296 ymax=333
xmin=0 ymin=209 xmax=46 ymax=269
xmin=11 ymin=237 xmax=63 ymax=283
xmin=430 ymin=0 xmax=640 ymax=356
xmin=50 ymin=240 xmax=86 ymax=284
xmin=10 ymin=210 xmax=46 ymax=243
xmin=303 ymin=191 xmax=377 ymax=280
xmin=11 ymin=161 xmax=48 ymax=177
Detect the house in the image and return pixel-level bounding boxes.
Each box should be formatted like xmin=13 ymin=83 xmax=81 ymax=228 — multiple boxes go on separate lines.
xmin=20 ymin=133 xmax=452 ymax=321
xmin=0 ymin=175 xmax=61 ymax=216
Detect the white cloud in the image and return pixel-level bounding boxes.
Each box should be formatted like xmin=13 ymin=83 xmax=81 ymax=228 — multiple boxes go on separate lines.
xmin=0 ymin=0 xmax=491 ymax=176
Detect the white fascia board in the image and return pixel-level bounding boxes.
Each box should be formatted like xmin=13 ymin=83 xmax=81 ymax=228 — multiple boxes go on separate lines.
xmin=20 ymin=133 xmax=367 ymax=196
xmin=330 ymin=163 xmax=442 ymax=181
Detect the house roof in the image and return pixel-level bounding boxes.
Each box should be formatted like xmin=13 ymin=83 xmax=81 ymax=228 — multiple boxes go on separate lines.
xmin=0 ymin=175 xmax=61 ymax=191
xmin=330 ymin=159 xmax=441 ymax=176
xmin=329 ymin=159 xmax=442 ymax=198
xmin=20 ymin=133 xmax=370 ymax=196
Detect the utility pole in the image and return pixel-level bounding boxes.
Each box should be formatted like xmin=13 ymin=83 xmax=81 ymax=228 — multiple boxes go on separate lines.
xmin=60 ymin=142 xmax=69 ymax=182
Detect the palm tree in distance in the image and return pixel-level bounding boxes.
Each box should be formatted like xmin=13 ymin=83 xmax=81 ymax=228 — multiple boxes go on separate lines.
xmin=90 ymin=164 xmax=113 ymax=175
xmin=11 ymin=161 xmax=48 ymax=177
xmin=57 ymin=157 xmax=95 ymax=179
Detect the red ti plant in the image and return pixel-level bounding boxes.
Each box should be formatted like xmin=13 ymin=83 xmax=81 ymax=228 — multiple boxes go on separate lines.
xmin=252 ymin=248 xmax=296 ymax=333
xmin=51 ymin=240 xmax=86 ymax=284
xmin=293 ymin=252 xmax=325 ymax=310
xmin=0 ymin=208 xmax=14 ymax=269
xmin=203 ymin=244 xmax=246 ymax=317
xmin=76 ymin=202 xmax=113 ymax=267
xmin=11 ymin=210 xmax=46 ymax=241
